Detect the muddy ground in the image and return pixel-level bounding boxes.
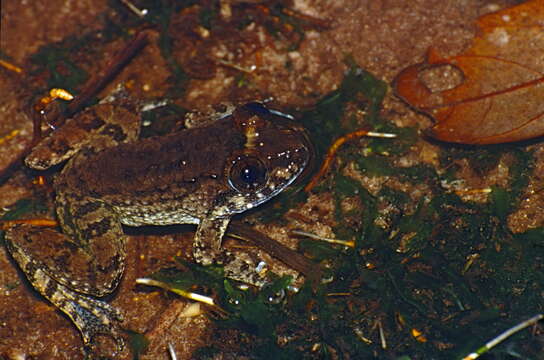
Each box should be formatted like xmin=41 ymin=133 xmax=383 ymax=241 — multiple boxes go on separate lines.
xmin=1 ymin=0 xmax=542 ymax=359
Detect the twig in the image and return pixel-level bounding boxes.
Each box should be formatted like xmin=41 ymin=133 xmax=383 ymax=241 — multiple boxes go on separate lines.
xmin=290 ymin=229 xmax=354 ymax=248
xmin=62 ymin=31 xmax=149 ymax=122
xmin=0 ymin=32 xmax=149 ymax=183
xmin=0 ymin=59 xmax=23 ymax=73
xmin=119 ymin=0 xmax=148 ymax=18
xmin=227 ymin=222 xmax=322 ymax=287
xmin=304 ymin=129 xmax=396 ymax=192
xmin=135 ymin=278 xmax=216 ymax=306
xmin=462 ymin=314 xmax=543 ymax=360
xmin=167 ymin=343 xmax=177 ymax=360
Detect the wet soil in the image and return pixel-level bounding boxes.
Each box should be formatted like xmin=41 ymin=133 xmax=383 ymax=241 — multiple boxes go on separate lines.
xmin=0 ymin=0 xmax=541 ymax=359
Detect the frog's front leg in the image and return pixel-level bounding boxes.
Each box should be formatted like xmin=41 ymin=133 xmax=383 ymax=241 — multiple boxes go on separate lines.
xmin=193 ymin=216 xmax=267 ymax=286
xmin=26 ymin=102 xmax=140 ymax=171
xmin=4 ymin=194 xmax=127 ymax=349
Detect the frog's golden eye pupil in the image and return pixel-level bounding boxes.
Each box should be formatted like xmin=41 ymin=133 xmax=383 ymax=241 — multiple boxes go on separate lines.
xmin=229 ymin=156 xmax=267 ymax=192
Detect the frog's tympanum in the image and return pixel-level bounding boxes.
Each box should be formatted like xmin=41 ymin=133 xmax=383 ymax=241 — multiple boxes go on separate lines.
xmin=5 ymin=98 xmax=311 ymax=350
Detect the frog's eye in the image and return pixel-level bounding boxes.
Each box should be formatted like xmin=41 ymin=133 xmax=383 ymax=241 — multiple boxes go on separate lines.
xmin=228 ymin=155 xmax=267 ymax=192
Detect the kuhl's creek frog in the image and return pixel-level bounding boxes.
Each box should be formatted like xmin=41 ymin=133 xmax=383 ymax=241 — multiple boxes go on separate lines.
xmin=5 ymin=95 xmax=311 ymax=350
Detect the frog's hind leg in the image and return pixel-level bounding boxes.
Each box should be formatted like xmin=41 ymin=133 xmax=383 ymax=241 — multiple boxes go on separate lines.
xmin=53 ymin=192 xmax=129 ymax=297
xmin=193 ymin=217 xmax=267 ymax=287
xmin=5 ymin=224 xmax=125 ymax=350
xmin=4 ymin=194 xmax=128 ymax=349
xmin=6 ymin=206 xmax=127 ymax=297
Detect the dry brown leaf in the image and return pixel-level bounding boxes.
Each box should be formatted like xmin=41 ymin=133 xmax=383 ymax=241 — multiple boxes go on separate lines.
xmin=394 ymin=0 xmax=544 ymax=144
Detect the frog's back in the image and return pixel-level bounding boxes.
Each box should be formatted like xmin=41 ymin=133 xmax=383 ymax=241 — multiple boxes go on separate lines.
xmin=56 ymin=103 xmax=311 ymax=227
xmin=60 ymin=117 xmax=245 ymax=203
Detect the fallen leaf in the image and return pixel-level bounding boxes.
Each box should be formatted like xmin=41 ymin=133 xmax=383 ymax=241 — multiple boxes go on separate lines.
xmin=394 ymin=0 xmax=544 ymax=144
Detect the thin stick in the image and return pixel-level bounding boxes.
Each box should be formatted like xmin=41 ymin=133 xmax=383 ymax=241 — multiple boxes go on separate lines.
xmin=167 ymin=343 xmax=177 ymax=360
xmin=462 ymin=314 xmax=543 ymax=360
xmin=135 ymin=278 xmax=216 ymax=306
xmin=62 ymin=31 xmax=149 ymax=121
xmin=0 ymin=32 xmax=149 ymax=182
xmin=291 ymin=229 xmax=355 ymax=248
xmin=304 ymin=129 xmax=396 ymax=192
xmin=0 ymin=59 xmax=23 ymax=73
xmin=119 ymin=0 xmax=148 ymax=18
xmin=227 ymin=222 xmax=323 ymax=287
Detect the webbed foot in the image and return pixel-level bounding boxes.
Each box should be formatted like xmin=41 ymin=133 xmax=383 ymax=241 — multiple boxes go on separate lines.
xmin=58 ymin=282 xmax=125 ymax=352
xmin=5 ymin=231 xmax=125 ymax=352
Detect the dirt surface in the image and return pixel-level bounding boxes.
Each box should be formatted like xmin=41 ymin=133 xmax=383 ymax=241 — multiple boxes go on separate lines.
xmin=1 ymin=0 xmax=542 ymax=359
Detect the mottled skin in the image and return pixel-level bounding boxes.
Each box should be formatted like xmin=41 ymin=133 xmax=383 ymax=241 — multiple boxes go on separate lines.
xmin=5 ymin=99 xmax=311 ymax=350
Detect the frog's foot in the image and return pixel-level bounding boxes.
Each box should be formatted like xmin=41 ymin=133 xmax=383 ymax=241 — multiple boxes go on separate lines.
xmin=195 ymin=245 xmax=268 ymax=287
xmin=194 ymin=217 xmax=269 ymax=287
xmin=5 ymin=229 xmax=125 ymax=351
xmin=56 ymin=280 xmax=125 ymax=352
xmin=222 ymin=252 xmax=268 ymax=287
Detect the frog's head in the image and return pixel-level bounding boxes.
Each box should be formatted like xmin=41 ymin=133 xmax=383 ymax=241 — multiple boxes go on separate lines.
xmin=218 ymin=102 xmax=312 ymax=215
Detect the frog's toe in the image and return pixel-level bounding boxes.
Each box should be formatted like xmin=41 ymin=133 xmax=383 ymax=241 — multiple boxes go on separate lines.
xmin=68 ymin=292 xmax=125 ymax=350
xmin=221 ymin=252 xmax=268 ymax=287
xmin=38 ymin=279 xmax=125 ymax=352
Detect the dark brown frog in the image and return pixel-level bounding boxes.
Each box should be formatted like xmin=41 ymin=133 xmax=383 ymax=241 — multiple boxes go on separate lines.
xmin=5 ymin=98 xmax=311 ymax=350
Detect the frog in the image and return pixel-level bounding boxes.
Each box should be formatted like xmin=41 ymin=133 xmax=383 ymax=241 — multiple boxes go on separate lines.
xmin=4 ymin=93 xmax=312 ymax=352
